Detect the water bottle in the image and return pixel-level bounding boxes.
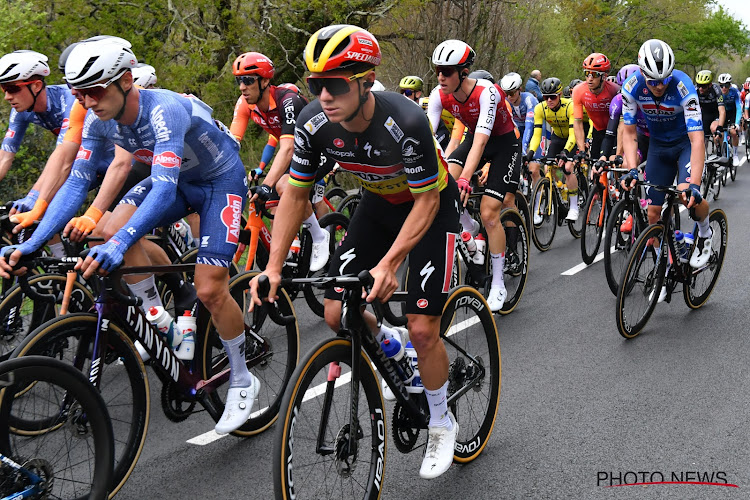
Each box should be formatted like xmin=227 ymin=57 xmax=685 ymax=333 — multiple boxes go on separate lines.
xmin=175 ymin=310 xmax=196 ymax=361
xmin=683 ymin=232 xmax=694 ymax=260
xmin=461 ymin=231 xmax=477 ymax=255
xmin=287 ymin=235 xmax=302 ymax=260
xmin=381 ymin=337 xmax=414 ymax=386
xmin=472 ymin=233 xmax=486 ymax=265
xmin=174 ymin=221 xmax=195 ymax=248
xmin=146 ymin=306 xmax=183 ymax=348
xmin=404 ymin=341 xmax=423 ymax=393
xmin=674 ymin=230 xmax=689 ymax=264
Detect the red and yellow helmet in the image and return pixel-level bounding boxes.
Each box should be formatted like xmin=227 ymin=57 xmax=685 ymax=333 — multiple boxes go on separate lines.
xmin=232 ymin=52 xmax=274 ymax=79
xmin=583 ymin=53 xmax=611 ymax=73
xmin=304 ymin=25 xmax=381 ymax=73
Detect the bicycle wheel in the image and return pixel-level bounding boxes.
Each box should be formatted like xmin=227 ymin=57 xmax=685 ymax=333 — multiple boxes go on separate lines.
xmin=0 ymin=273 xmax=96 ymax=361
xmin=303 ymin=212 xmax=350 ymax=317
xmin=498 ymin=209 xmax=529 ymax=315
xmin=730 ymin=157 xmax=738 ymax=181
xmin=683 ymin=209 xmax=728 ymax=309
xmin=440 ymin=286 xmax=501 ymax=462
xmin=336 ymin=192 xmax=361 ymax=220
xmin=616 ymin=224 xmax=666 ymax=339
xmin=531 ymin=178 xmax=556 ymax=252
xmin=513 ymin=190 xmax=531 ymax=240
xmin=580 ymin=187 xmax=607 ymax=265
xmin=324 ymin=187 xmax=348 ymax=210
xmin=604 ymin=198 xmax=641 ymax=296
xmin=567 ymin=171 xmax=588 ymax=238
xmin=0 ymin=356 xmax=114 ymax=500
xmin=274 ymin=337 xmax=384 ymax=500
xmin=200 ymin=271 xmax=299 ymax=436
xmin=11 ymin=314 xmax=149 ymax=498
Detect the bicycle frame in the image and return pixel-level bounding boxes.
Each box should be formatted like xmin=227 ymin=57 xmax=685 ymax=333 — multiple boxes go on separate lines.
xmin=0 ymin=453 xmax=46 ymax=499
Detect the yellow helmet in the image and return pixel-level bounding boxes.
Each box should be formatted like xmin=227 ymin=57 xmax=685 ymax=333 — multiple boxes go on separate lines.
xmin=695 ymin=70 xmax=713 ymax=85
xmin=399 ymin=76 xmax=423 ymax=91
xmin=303 ymin=25 xmax=380 ymax=73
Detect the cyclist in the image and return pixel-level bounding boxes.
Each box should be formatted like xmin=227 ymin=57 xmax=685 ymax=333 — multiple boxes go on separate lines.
xmin=525 ymin=77 xmax=580 ymax=223
xmin=500 ymin=71 xmax=540 ymax=187
xmin=0 ymin=38 xmax=258 ymax=435
xmin=399 ymin=75 xmax=424 ymax=102
xmin=620 ymin=39 xmax=713 ymax=297
xmin=601 ymin=64 xmax=648 ymax=163
xmin=229 ymin=51 xmax=331 ymax=271
xmin=427 ymin=40 xmax=520 ymax=311
xmin=249 ymin=24 xmax=461 ymax=479
xmin=695 ymin=70 xmax=725 ymax=149
xmin=717 ymin=73 xmax=741 ymax=166
xmin=132 ymin=63 xmax=157 ymax=89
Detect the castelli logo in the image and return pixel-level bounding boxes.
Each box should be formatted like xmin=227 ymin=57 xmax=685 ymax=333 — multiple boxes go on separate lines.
xmin=76 ymin=148 xmax=92 ymax=161
xmin=643 ymin=88 xmax=649 ymax=95
xmin=153 ymin=151 xmax=181 ymax=168
xmin=133 ymin=149 xmax=154 ymax=164
xmin=334 ymin=287 xmax=344 ymax=293
xmin=220 ymin=194 xmax=243 ymax=244
xmin=333 ymin=138 xmax=344 ymax=148
xmin=417 ymin=299 xmax=428 ymax=309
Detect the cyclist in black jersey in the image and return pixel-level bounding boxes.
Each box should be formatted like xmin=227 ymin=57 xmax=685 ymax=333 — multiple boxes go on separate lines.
xmin=695 ymin=70 xmax=726 ymax=145
xmin=249 ymin=24 xmax=462 ymax=480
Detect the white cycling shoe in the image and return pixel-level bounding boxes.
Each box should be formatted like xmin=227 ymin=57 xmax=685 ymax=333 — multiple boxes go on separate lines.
xmin=689 ymin=230 xmax=713 ymax=269
xmin=309 ymin=231 xmax=331 ymax=273
xmin=565 ymin=206 xmax=580 ymax=222
xmin=486 ymin=284 xmax=507 ymax=312
xmin=215 ymin=373 xmax=260 ymax=435
xmin=419 ymin=412 xmax=459 ymax=479
xmin=733 ymin=156 xmax=740 ymax=167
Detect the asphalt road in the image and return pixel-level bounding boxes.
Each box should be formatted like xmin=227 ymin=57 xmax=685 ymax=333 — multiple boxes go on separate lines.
xmin=117 ymin=152 xmax=750 ymax=500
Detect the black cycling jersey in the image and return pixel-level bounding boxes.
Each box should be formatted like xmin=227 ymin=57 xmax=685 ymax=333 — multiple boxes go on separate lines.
xmin=698 ymin=83 xmax=725 ymax=123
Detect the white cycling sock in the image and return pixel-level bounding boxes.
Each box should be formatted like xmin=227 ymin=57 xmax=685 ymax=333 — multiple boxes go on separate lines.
xmin=221 ymin=333 xmax=253 ymax=388
xmin=459 ymin=209 xmax=475 ymax=233
xmin=425 ymin=380 xmax=453 ymax=429
xmin=697 ymin=217 xmax=711 ymax=238
xmin=569 ymin=194 xmax=578 ymax=210
xmin=733 ymin=146 xmax=738 ymax=156
xmin=48 ymin=242 xmax=65 ymax=258
xmin=490 ymin=252 xmax=505 ymax=288
xmin=304 ymin=213 xmax=327 ymax=243
xmin=129 ymin=275 xmax=163 ymax=312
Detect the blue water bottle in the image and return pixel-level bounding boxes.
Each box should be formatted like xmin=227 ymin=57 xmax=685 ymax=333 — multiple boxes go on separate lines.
xmin=674 ymin=231 xmax=689 ymax=264
xmin=381 ymin=338 xmax=414 ymax=385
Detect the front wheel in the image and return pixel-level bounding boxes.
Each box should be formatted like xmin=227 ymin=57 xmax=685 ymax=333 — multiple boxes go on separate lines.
xmin=604 ymin=198 xmax=642 ymax=296
xmin=498 ymin=209 xmax=529 ymax=315
xmin=683 ymin=209 xmax=728 ymax=309
xmin=530 ymin=178 xmax=556 ymax=252
xmin=580 ymin=186 xmax=607 ymax=265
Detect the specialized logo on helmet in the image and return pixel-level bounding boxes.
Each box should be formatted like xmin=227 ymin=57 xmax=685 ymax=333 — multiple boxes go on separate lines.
xmin=345 ymin=52 xmax=380 ymax=65
xmin=133 ymin=149 xmax=153 ymax=163
xmin=153 ymin=151 xmax=181 ymax=168
xmin=220 ymin=194 xmax=243 ymax=244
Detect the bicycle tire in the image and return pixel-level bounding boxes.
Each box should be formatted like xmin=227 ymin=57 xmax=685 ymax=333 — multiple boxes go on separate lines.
xmin=498 ymin=209 xmax=529 ymax=315
xmin=531 ymin=178 xmax=556 ymax=251
xmin=567 ymin=171 xmax=588 ymax=239
xmin=513 ymin=190 xmax=531 ymax=240
xmin=730 ymin=158 xmax=737 ymax=181
xmin=616 ymin=224 xmax=666 ymax=339
xmin=274 ymin=337 xmax=384 ymax=500
xmin=603 ymin=198 xmax=641 ymax=296
xmin=683 ymin=209 xmax=728 ymax=309
xmin=336 ymin=192 xmax=361 ymax=220
xmin=303 ymin=212 xmax=350 ymax=318
xmin=720 ymin=142 xmax=729 ymax=186
xmin=200 ymin=271 xmax=300 ymax=436
xmin=324 ymin=187 xmax=348 ymax=210
xmin=10 ymin=314 xmax=149 ymax=498
xmin=580 ymin=187 xmax=607 ymax=265
xmin=0 ymin=356 xmax=114 ymax=500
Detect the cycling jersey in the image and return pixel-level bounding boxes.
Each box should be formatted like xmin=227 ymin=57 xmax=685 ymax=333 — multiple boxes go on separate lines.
xmin=425 ymin=85 xmax=458 ymax=132
xmin=721 ymin=87 xmax=742 ymax=126
xmin=289 ymin=91 xmax=450 ymax=205
xmin=621 ymin=70 xmax=703 ymax=144
xmin=427 ymin=79 xmax=516 ymax=137
xmin=509 ymin=92 xmax=539 ymax=154
xmin=697 ymin=83 xmax=724 ymax=124
xmin=56 ymin=103 xmax=116 ymax=175
xmin=528 ymin=97 xmax=577 ymax=153
xmin=230 ymin=85 xmax=307 ymax=142
xmin=2 ymin=85 xmax=76 ymax=153
xmin=572 ymin=80 xmax=620 ymax=131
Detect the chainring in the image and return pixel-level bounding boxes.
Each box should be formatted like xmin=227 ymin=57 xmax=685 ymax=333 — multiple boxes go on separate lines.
xmin=161 ymin=381 xmax=197 ymax=422
xmin=391 ymin=402 xmax=422 ymax=453
xmin=23 ymin=458 xmax=53 ymax=499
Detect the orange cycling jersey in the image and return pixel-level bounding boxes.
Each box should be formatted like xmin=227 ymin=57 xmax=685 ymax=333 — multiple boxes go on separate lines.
xmin=572 ymin=80 xmax=620 ymax=131
xmin=230 ymin=85 xmax=307 ymax=142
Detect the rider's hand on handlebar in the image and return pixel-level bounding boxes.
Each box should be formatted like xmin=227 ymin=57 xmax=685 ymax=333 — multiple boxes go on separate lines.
xmin=248 ymin=270 xmax=281 ymax=312
xmin=619 ymin=168 xmax=638 ymax=191
xmin=248 ymin=167 xmax=264 ymax=183
xmin=456 ymin=177 xmax=472 ymax=206
xmin=0 ymin=245 xmax=29 ymax=279
xmin=365 ymin=263 xmax=399 ymax=304
xmin=684 ymin=183 xmax=703 ymax=208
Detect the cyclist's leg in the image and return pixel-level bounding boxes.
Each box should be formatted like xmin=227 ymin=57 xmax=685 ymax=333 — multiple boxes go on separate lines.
xmin=674 ymin=143 xmax=711 ymax=266
xmin=446 ymin=138 xmax=478 ymax=234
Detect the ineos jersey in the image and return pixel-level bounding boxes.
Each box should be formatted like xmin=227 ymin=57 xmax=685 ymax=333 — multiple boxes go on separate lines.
xmin=230 ymin=85 xmax=308 ymax=141
xmin=572 ymin=80 xmax=620 ymax=131
xmin=2 ymin=85 xmax=76 ymax=153
xmin=289 ymin=91 xmax=449 ymax=205
xmin=427 ymin=79 xmax=516 ymax=137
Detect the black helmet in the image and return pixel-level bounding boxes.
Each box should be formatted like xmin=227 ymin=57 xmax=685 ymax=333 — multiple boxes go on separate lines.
xmin=569 ymin=78 xmax=583 ymax=89
xmin=468 ymin=69 xmax=495 ymax=84
xmin=540 ymin=77 xmax=563 ymax=95
xmin=562 ymin=86 xmax=572 ymax=98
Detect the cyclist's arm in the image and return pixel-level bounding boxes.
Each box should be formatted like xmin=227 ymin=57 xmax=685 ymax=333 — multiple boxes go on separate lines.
xmin=261 ymin=136 xmax=293 ymax=189
xmin=571 ymin=85 xmax=587 ymax=152
xmin=0 ymin=150 xmax=14 ymax=182
xmin=84 ymin=147 xmax=135 ymax=213
xmin=733 ymin=92 xmax=742 ymax=126
xmin=426 ymin=86 xmax=444 ymax=137
xmin=600 ymin=95 xmax=623 ymax=160
xmin=522 ymin=95 xmax=538 ymax=154
xmin=258 ymin=135 xmax=278 ymax=172
xmin=34 ymin=140 xmax=80 ymax=203
xmin=229 ymin=96 xmax=250 ymax=142
xmin=446 ymin=121 xmax=464 ymax=157
xmin=564 ymin=110 xmax=577 ymax=153
xmin=528 ymin=103 xmax=545 ymax=154
xmin=687 ymin=130 xmax=705 ymax=188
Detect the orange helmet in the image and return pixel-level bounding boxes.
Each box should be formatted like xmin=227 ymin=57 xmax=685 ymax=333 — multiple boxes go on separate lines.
xmin=304 ymin=25 xmax=381 ymax=73
xmin=232 ymin=52 xmax=274 ymax=79
xmin=583 ymin=53 xmax=611 ymax=73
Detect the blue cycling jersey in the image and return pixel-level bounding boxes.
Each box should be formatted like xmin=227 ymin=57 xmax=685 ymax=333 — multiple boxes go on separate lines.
xmin=721 ymin=87 xmax=742 ymax=125
xmin=1 ymin=85 xmax=76 ymax=153
xmin=621 ymin=70 xmax=703 ymax=144
xmin=508 ymin=92 xmax=538 ymax=154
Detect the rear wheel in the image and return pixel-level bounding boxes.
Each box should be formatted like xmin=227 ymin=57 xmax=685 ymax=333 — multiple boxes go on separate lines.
xmin=531 ymin=178 xmax=556 ymax=252
xmin=580 ymin=187 xmax=607 ymax=265
xmin=336 ymin=192 xmax=361 ymax=220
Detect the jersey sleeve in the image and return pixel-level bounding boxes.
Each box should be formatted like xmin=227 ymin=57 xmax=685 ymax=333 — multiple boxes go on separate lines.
xmin=522 ymin=94 xmax=538 ymax=152
xmin=621 ymin=86 xmax=639 ymax=127
xmin=475 ymin=85 xmax=498 ymax=136
xmin=57 ymin=100 xmax=87 ymax=146
xmin=529 ymin=103 xmax=545 ymax=153
xmin=572 ymin=85 xmax=585 ymax=120
xmin=733 ymin=91 xmax=742 ymax=124
xmin=715 ymin=85 xmax=725 ymax=107
xmin=564 ymin=108 xmax=577 ymax=152
xmin=679 ymin=82 xmax=704 ymax=133
xmin=229 ymin=96 xmax=250 ymax=141
xmin=426 ymin=86 xmax=444 ymax=135
xmin=288 ymin=106 xmax=326 ymax=190
xmin=400 ymin=108 xmax=444 ymax=195
xmin=1 ymin=110 xmax=30 ymax=153
xmin=278 ymin=93 xmax=307 ymax=140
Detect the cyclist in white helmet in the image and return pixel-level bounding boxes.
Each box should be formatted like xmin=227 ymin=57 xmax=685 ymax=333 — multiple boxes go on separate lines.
xmin=717 ymin=73 xmax=742 ymax=165
xmin=132 ymin=64 xmax=158 ymax=89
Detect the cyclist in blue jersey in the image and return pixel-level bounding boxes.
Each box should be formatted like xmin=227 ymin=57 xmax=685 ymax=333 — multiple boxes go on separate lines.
xmin=0 ymin=38 xmax=257 ymax=435
xmin=717 ymin=73 xmax=742 ymax=166
xmin=620 ymin=40 xmax=713 ymax=302
xmin=501 ymin=71 xmax=541 ymax=185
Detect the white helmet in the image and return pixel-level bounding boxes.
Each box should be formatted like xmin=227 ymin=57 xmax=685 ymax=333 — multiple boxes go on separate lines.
xmin=65 ymin=39 xmax=137 ymax=88
xmin=58 ymin=36 xmax=131 ymax=71
xmin=132 ymin=64 xmax=157 ymax=88
xmin=500 ymin=72 xmax=523 ymax=92
xmin=0 ymin=50 xmax=50 ymax=84
xmin=717 ymin=73 xmax=732 ymax=84
xmin=431 ymin=40 xmax=475 ymax=67
xmin=370 ymin=79 xmax=385 ymax=92
xmin=637 ymin=39 xmax=674 ymax=80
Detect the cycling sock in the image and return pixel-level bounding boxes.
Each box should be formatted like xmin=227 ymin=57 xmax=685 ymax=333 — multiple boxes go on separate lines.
xmin=304 ymin=213 xmax=327 ymax=243
xmin=221 ymin=332 xmax=253 ymax=388
xmin=425 ymin=380 xmax=453 ymax=429
xmin=129 ymin=275 xmax=164 ymax=312
xmin=459 ymin=209 xmax=475 ymax=233
xmin=568 ymin=194 xmax=578 ymax=209
xmin=490 ymin=252 xmax=505 ymax=287
xmin=48 ymin=242 xmax=65 ymax=258
xmin=697 ymin=217 xmax=711 ymax=238
xmin=733 ymin=146 xmax=738 ymax=156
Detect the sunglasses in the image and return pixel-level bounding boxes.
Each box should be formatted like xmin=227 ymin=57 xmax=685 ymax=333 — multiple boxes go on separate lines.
xmin=506 ymin=89 xmax=519 ymax=97
xmin=543 ymin=94 xmax=559 ymax=100
xmin=645 ymin=76 xmax=673 ymax=87
xmin=71 ymin=71 xmax=127 ymax=101
xmin=235 ymin=75 xmax=259 ymax=86
xmin=400 ymin=89 xmax=414 ymax=97
xmin=697 ymin=82 xmax=710 ymax=89
xmin=435 ymin=66 xmax=457 ymax=78
xmin=1 ymin=80 xmax=39 ymax=94
xmin=306 ymin=69 xmax=371 ymax=96
xmin=720 ymin=83 xmax=731 ymax=89
xmin=584 ymin=70 xmax=604 ymax=78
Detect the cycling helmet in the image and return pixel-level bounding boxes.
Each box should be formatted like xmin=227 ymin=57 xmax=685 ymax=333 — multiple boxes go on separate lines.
xmin=562 ymin=86 xmax=572 ymax=98
xmin=606 ymin=75 xmax=617 ymax=83
xmin=500 ymin=72 xmax=523 ymax=93
xmin=0 ymin=50 xmax=50 ymax=84
xmin=58 ymin=36 xmax=131 ymax=72
xmin=278 ymin=82 xmax=300 ymax=92
xmin=583 ymin=52 xmax=611 ymax=73
xmin=232 ymin=52 xmax=274 ymax=79
xmin=744 ymin=81 xmax=750 ymax=91
xmin=717 ymin=73 xmax=732 ymax=84
xmin=132 ymin=63 xmax=157 ymax=88
xmin=540 ymin=77 xmax=563 ymax=95
xmin=695 ymin=70 xmax=713 ymax=85
xmin=637 ymin=39 xmax=674 ymax=80
xmin=371 ymin=80 xmax=386 ymax=92
xmin=304 ymin=25 xmax=381 ymax=73
xmin=431 ymin=40 xmax=475 ymax=68
xmin=616 ymin=64 xmax=639 ymax=86
xmin=468 ymin=70 xmax=494 ymax=83
xmin=399 ymin=76 xmax=423 ymax=91
xmin=65 ymin=39 xmax=137 ymax=88
xmin=569 ymin=78 xmax=583 ymax=89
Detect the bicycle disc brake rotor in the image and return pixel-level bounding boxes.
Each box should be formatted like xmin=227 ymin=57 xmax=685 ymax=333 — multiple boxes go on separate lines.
xmin=334 ymin=423 xmax=361 ymax=477
xmin=392 ymin=402 xmax=421 ymax=453
xmin=161 ymin=381 xmax=197 ymax=422
xmin=23 ymin=459 xmax=53 ymax=499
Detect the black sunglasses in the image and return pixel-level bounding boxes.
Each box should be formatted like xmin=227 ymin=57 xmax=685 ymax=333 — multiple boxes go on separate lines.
xmin=435 ymin=66 xmax=457 ymax=77
xmin=235 ymin=75 xmax=260 ymax=86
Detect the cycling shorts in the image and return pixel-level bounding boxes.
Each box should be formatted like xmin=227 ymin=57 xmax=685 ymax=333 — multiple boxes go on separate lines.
xmin=543 ymin=134 xmax=575 ymax=160
xmin=590 ymin=128 xmax=606 ymax=158
xmin=702 ymin=116 xmax=719 ymax=135
xmin=447 ymin=131 xmax=522 ymax=202
xmin=636 ymin=133 xmax=650 ymax=164
xmin=324 ymin=179 xmax=461 ymax=316
xmin=119 ymin=164 xmax=247 ymax=268
xmin=643 ymin=136 xmax=691 ymax=206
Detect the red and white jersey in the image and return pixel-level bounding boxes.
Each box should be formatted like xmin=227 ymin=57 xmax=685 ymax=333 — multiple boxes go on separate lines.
xmin=427 ymin=79 xmax=515 ymax=137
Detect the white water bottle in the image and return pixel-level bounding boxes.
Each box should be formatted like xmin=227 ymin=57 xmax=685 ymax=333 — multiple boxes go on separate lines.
xmin=462 ymin=231 xmax=477 ymax=255
xmin=472 ymin=233 xmax=487 ymax=265
xmin=146 ymin=306 xmax=182 ymax=348
xmin=175 ymin=310 xmax=196 ymax=361
xmin=404 ymin=341 xmax=423 ymax=393
xmin=174 ymin=220 xmax=195 ymax=248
